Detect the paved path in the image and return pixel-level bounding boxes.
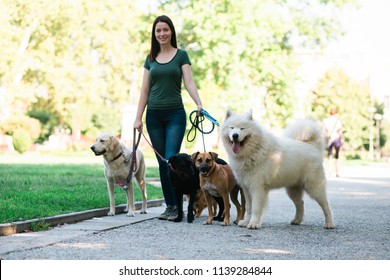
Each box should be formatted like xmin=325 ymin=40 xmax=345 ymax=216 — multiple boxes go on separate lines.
xmin=1 ymin=162 xmax=389 ymax=260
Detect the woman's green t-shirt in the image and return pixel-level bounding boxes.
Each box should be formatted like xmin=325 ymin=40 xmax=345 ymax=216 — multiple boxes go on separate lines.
xmin=144 ymin=49 xmax=191 ymax=109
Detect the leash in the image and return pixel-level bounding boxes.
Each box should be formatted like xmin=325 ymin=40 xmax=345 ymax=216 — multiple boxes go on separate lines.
xmin=187 ymin=109 xmax=219 ymax=152
xmin=121 ymin=129 xmax=142 ymax=190
xmin=140 ymin=131 xmax=168 ymax=164
xmin=131 ymin=109 xmax=219 ymax=175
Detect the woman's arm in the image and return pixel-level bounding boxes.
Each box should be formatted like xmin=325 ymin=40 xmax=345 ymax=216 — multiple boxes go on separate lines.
xmin=182 ymin=64 xmax=203 ymax=111
xmin=134 ymin=68 xmax=150 ymax=132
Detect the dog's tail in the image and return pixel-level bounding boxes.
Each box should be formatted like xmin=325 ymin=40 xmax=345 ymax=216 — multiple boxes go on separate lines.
xmin=283 ymin=119 xmax=324 ymax=151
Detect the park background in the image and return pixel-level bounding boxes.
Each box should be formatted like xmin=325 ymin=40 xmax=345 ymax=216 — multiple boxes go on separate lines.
xmin=1 ymin=0 xmax=390 ymax=225
xmin=1 ymin=0 xmax=389 ymax=160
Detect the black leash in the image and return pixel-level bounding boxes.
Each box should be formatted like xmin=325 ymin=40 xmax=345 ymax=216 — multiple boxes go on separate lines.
xmin=187 ymin=109 xmax=219 ymax=152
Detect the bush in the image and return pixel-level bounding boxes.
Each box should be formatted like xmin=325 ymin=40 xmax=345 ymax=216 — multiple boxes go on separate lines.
xmin=12 ymin=128 xmax=32 ymax=153
xmin=0 ymin=115 xmax=41 ymax=141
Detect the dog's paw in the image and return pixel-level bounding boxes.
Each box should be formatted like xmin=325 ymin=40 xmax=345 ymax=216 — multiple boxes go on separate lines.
xmin=221 ymin=221 xmax=229 ymax=226
xmin=140 ymin=210 xmax=147 ymax=214
xmin=107 ymin=211 xmax=115 ymax=216
xmin=290 ymin=219 xmax=302 ymax=225
xmin=126 ymin=212 xmax=135 ymax=217
xmin=324 ymin=222 xmax=336 ymax=229
xmin=187 ymin=215 xmax=194 ymax=223
xmin=203 ymin=220 xmax=212 ymax=225
xmin=247 ymin=222 xmax=261 ymax=229
xmin=238 ymin=220 xmax=248 ymax=227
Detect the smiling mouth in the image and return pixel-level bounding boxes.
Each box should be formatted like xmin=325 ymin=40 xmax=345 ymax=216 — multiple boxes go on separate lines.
xmin=230 ymin=137 xmax=247 ymax=154
xmin=200 ymin=169 xmax=209 ymax=175
xmin=93 ymin=150 xmax=106 ymax=156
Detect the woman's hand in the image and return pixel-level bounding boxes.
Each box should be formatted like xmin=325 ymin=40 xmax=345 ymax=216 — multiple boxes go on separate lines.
xmin=197 ymin=104 xmax=203 ymax=116
xmin=133 ymin=119 xmax=143 ymax=133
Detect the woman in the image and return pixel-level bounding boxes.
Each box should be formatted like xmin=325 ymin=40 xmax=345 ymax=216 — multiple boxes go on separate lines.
xmin=134 ymin=15 xmax=203 ymax=221
xmin=323 ymin=107 xmax=343 ymax=177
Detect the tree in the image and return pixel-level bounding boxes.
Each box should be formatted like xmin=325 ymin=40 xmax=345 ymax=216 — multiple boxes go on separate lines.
xmin=157 ymin=0 xmax=357 ymax=128
xmin=0 ymin=0 xmax=150 ymax=141
xmin=0 ymin=0 xmax=358 ymax=146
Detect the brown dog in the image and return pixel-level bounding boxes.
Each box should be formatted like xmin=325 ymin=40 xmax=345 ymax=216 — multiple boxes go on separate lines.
xmin=192 ymin=151 xmax=245 ymax=226
xmin=188 ymin=190 xmax=218 ymax=218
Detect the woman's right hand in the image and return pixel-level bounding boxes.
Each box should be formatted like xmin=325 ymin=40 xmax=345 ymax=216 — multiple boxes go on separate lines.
xmin=133 ymin=119 xmax=143 ymax=133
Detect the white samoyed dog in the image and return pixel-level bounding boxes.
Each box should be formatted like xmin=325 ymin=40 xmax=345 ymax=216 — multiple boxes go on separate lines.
xmin=221 ymin=109 xmax=335 ymax=229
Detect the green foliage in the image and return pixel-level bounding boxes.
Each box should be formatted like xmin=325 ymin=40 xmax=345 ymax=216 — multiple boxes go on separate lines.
xmin=159 ymin=0 xmax=356 ymax=128
xmin=0 ymin=0 xmax=357 ymax=142
xmin=0 ymin=115 xmax=41 ymax=141
xmin=28 ymin=104 xmax=59 ymax=143
xmin=12 ymin=128 xmax=33 ymax=153
xmin=0 ymin=0 xmax=150 ymax=141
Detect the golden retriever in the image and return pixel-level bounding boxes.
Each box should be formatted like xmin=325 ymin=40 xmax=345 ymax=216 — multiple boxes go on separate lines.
xmin=91 ymin=132 xmax=147 ymax=217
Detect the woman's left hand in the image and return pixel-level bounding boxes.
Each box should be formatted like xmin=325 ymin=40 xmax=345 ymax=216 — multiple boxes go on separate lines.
xmin=197 ymin=105 xmax=203 ymax=116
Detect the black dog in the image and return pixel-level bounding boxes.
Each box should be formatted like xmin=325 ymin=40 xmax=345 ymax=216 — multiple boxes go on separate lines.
xmin=168 ymin=153 xmax=226 ymax=223
xmin=168 ymin=153 xmax=199 ymax=223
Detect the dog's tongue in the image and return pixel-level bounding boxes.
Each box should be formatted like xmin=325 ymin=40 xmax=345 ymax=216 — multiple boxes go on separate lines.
xmin=232 ymin=141 xmax=240 ymax=154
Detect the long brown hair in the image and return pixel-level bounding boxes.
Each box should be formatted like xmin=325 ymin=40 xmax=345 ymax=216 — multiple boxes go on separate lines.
xmin=148 ymin=15 xmax=177 ymax=61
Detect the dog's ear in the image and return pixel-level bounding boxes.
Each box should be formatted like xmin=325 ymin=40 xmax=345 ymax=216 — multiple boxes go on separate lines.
xmin=245 ymin=109 xmax=253 ymax=120
xmin=225 ymin=108 xmax=233 ymax=120
xmin=209 ymin=152 xmax=218 ymax=160
xmin=191 ymin=151 xmax=200 ymax=160
xmin=109 ymin=135 xmax=119 ymax=151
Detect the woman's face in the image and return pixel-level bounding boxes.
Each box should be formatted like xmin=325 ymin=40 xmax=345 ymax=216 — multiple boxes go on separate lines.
xmin=155 ymin=21 xmax=172 ymax=46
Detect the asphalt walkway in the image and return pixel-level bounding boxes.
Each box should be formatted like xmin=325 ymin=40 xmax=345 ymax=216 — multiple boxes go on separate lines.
xmin=1 ymin=162 xmax=389 ymax=260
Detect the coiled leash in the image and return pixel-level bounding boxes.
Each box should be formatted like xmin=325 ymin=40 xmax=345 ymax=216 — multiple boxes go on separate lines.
xmin=121 ymin=128 xmax=142 ymax=191
xmin=187 ymin=109 xmax=220 ymax=152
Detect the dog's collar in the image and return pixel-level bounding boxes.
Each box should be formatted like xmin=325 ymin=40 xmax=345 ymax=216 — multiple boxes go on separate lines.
xmin=111 ymin=152 xmax=124 ymax=162
xmin=200 ymin=162 xmax=216 ymax=177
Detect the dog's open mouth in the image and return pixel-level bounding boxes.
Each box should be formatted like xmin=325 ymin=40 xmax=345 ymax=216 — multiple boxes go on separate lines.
xmin=199 ymin=165 xmax=210 ymax=176
xmin=200 ymin=170 xmax=208 ymax=176
xmin=231 ymin=137 xmax=247 ymax=154
xmin=232 ymin=140 xmax=241 ymax=154
xmin=92 ymin=149 xmax=106 ymax=156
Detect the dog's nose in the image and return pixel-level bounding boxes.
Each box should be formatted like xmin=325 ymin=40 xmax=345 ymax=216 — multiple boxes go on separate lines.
xmin=232 ymin=133 xmax=239 ymax=141
xmin=90 ymin=146 xmax=95 ymax=152
xmin=199 ymin=163 xmax=208 ymax=172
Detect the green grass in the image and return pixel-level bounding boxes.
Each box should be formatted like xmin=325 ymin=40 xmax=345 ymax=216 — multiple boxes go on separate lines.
xmin=0 ymin=163 xmax=162 ymax=223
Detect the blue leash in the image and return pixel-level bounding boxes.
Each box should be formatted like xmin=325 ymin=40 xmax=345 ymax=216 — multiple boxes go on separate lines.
xmin=199 ymin=109 xmax=220 ymax=126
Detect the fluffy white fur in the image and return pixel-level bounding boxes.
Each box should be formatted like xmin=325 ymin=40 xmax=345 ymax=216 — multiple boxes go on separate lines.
xmin=221 ymin=109 xmax=335 ymax=229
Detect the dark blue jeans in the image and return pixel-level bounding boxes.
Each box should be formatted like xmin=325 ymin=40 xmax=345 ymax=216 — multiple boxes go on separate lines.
xmin=146 ymin=107 xmax=186 ymax=207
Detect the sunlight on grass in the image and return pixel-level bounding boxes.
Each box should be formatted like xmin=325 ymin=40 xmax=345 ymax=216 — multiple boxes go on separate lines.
xmin=0 ymin=154 xmax=162 ymax=223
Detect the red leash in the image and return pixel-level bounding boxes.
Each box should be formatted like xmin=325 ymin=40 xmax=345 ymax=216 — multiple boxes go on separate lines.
xmin=140 ymin=131 xmax=168 ymax=163
xmin=125 ymin=129 xmax=142 ymax=185
xmin=139 ymin=131 xmax=179 ymax=172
